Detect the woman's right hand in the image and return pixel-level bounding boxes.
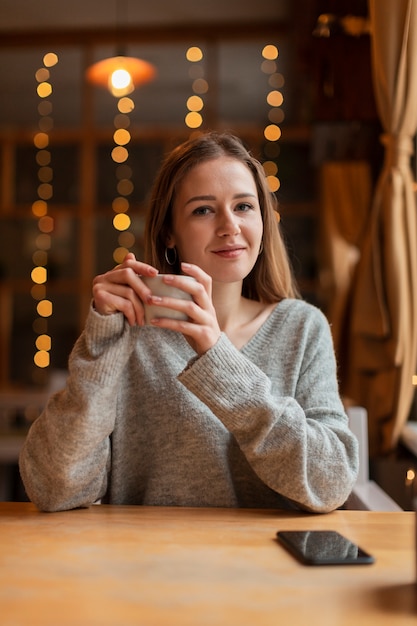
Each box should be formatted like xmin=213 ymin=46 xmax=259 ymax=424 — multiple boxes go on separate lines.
xmin=92 ymin=253 xmax=159 ymax=326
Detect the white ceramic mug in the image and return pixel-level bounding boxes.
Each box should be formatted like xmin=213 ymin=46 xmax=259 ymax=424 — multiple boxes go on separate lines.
xmin=141 ymin=275 xmax=194 ymax=324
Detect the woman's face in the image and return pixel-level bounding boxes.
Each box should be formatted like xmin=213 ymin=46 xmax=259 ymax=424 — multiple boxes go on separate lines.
xmin=167 ymin=156 xmax=263 ymax=284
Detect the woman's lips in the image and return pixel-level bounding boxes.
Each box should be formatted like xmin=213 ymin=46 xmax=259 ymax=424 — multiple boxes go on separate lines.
xmin=212 ymin=247 xmax=245 ymax=258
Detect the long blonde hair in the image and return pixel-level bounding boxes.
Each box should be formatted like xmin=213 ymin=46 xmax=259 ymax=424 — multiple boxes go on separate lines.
xmin=144 ymin=131 xmax=299 ymax=302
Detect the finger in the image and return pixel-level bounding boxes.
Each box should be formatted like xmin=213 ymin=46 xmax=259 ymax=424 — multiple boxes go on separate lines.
xmin=99 ymin=266 xmax=154 ymax=303
xmin=123 ymin=256 xmax=159 ymax=278
xmin=93 ymin=282 xmax=146 ymax=325
xmin=179 ymin=262 xmax=212 ymax=299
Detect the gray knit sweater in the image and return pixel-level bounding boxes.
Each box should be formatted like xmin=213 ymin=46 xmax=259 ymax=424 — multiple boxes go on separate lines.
xmin=19 ymin=298 xmax=358 ymax=513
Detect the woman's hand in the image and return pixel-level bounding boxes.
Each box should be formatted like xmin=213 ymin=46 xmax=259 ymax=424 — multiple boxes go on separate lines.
xmin=148 ymin=262 xmax=221 ymax=356
xmin=92 ymin=253 xmax=159 ymax=326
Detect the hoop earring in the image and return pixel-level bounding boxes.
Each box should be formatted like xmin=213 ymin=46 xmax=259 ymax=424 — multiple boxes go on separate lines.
xmin=164 ymin=246 xmax=177 ymax=266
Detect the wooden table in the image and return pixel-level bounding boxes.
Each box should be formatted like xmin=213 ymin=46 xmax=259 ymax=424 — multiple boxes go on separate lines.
xmin=0 ymin=503 xmax=415 ymax=626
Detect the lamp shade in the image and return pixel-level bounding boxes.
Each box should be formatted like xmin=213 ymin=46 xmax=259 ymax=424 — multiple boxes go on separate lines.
xmin=86 ymin=55 xmax=156 ymax=97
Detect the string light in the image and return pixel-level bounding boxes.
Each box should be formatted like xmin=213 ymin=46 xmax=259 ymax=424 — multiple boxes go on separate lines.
xmin=185 ymin=46 xmax=207 ymax=132
xmin=111 ymin=96 xmax=136 ymax=264
xmin=261 ymin=44 xmax=283 ymax=194
xmin=31 ymin=52 xmax=58 ymax=381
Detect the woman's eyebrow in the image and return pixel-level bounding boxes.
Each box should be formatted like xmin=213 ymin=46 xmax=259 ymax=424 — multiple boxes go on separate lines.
xmin=185 ymin=192 xmax=257 ymax=206
xmin=185 ymin=195 xmax=216 ymax=205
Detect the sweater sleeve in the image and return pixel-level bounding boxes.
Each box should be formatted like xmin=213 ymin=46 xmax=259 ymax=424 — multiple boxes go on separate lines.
xmin=19 ymin=307 xmax=137 ymax=512
xmin=178 ymin=316 xmax=359 ymax=513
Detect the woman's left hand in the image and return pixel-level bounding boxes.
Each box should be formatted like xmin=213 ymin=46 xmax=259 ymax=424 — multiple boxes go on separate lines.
xmin=148 ymin=262 xmax=221 ymax=356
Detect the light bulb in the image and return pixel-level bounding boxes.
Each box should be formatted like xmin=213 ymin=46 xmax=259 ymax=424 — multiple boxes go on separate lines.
xmin=109 ymin=69 xmax=134 ymax=97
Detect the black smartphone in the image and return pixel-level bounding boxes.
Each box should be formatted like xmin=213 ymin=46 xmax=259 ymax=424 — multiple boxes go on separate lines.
xmin=276 ymin=530 xmax=375 ymax=566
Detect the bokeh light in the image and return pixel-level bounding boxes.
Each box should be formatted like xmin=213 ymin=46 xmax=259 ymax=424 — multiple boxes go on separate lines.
xmin=261 ymin=44 xmax=283 ymax=194
xmin=32 ymin=52 xmax=58 ymax=376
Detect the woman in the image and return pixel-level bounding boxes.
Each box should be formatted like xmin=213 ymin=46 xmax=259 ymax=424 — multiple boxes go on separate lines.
xmin=19 ymin=132 xmax=358 ymax=512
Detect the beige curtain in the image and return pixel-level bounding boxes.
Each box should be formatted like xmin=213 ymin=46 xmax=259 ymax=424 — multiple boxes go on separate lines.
xmin=319 ymin=161 xmax=372 ymax=367
xmin=344 ymin=0 xmax=417 ymax=456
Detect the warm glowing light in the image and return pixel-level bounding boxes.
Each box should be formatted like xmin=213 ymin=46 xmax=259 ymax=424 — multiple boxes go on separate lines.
xmin=263 ymin=161 xmax=278 ymax=176
xmin=262 ymin=45 xmax=279 ymax=60
xmin=32 ymin=250 xmax=48 ymax=266
xmin=86 ymin=56 xmax=155 ymax=97
xmin=32 ymin=200 xmax=48 ymax=217
xmin=413 ymin=375 xmax=417 ymax=385
xmin=267 ymin=90 xmax=284 ymax=107
xmin=37 ymin=82 xmax=52 ymax=98
xmin=38 ymin=216 xmax=54 ymax=233
xmin=38 ymin=166 xmax=53 ymax=183
xmin=36 ymin=334 xmax=51 ymax=351
xmin=186 ymin=47 xmax=207 ymax=134
xmin=31 ymin=267 xmax=47 ymax=284
xmin=116 ymin=164 xmax=132 ymax=179
xmin=36 ymin=150 xmax=51 ymax=166
xmin=406 ymin=468 xmax=415 ymax=481
xmin=113 ymin=247 xmax=129 ymax=264
xmin=262 ymin=45 xmax=283 ymax=203
xmin=33 ymin=133 xmax=49 ymax=149
xmin=113 ymin=128 xmax=131 ymax=146
xmin=261 ymin=60 xmax=277 ymax=74
xmin=112 ymin=197 xmax=129 ymax=213
xmin=43 ymin=52 xmax=58 ymax=67
xmin=38 ymin=101 xmax=52 ymax=116
xmin=37 ymin=183 xmax=53 ymax=200
xmin=36 ymin=234 xmax=51 ymax=250
xmin=117 ymin=179 xmax=134 ymax=196
xmin=269 ymin=73 xmax=285 ymax=89
xmin=192 ymin=78 xmax=208 ymax=94
xmin=185 ymin=111 xmax=203 ymax=129
xmin=118 ymin=231 xmax=135 ymax=248
xmin=267 ymin=175 xmax=280 ymax=192
xmin=35 ymin=68 xmax=50 ymax=83
xmin=113 ymin=213 xmax=131 ymax=231
xmin=186 ymin=47 xmax=203 ymax=62
xmin=264 ymin=124 xmax=282 ymax=141
xmin=37 ymin=299 xmax=53 ymax=317
xmin=111 ymin=146 xmax=129 ymax=163
xmin=118 ymin=97 xmax=135 ymax=113
xmin=34 ymin=350 xmax=50 ymax=368
xmin=111 ymin=68 xmax=133 ymax=93
xmin=187 ymin=95 xmax=204 ymax=112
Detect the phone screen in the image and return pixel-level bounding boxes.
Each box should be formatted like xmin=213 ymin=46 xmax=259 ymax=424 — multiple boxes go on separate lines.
xmin=276 ymin=530 xmax=375 ymax=566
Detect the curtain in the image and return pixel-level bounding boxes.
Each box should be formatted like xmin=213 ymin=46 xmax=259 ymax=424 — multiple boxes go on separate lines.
xmin=319 ymin=161 xmax=372 ymax=369
xmin=344 ymin=0 xmax=417 ymax=456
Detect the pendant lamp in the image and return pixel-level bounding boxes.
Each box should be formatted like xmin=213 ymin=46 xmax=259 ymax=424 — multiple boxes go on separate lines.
xmin=86 ymin=53 xmax=156 ymax=97
xmin=85 ymin=0 xmax=156 ymax=97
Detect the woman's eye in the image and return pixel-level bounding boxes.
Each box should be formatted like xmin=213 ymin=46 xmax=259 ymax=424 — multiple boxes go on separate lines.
xmin=236 ymin=202 xmax=253 ymax=212
xmin=192 ymin=206 xmax=211 ymax=215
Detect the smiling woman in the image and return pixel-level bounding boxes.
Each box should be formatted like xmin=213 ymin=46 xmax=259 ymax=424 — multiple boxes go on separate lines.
xmin=19 ymin=130 xmax=359 ymax=515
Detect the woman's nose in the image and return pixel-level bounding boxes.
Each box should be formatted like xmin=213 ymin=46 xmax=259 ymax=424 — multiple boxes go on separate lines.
xmin=216 ymin=211 xmax=241 ymax=236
